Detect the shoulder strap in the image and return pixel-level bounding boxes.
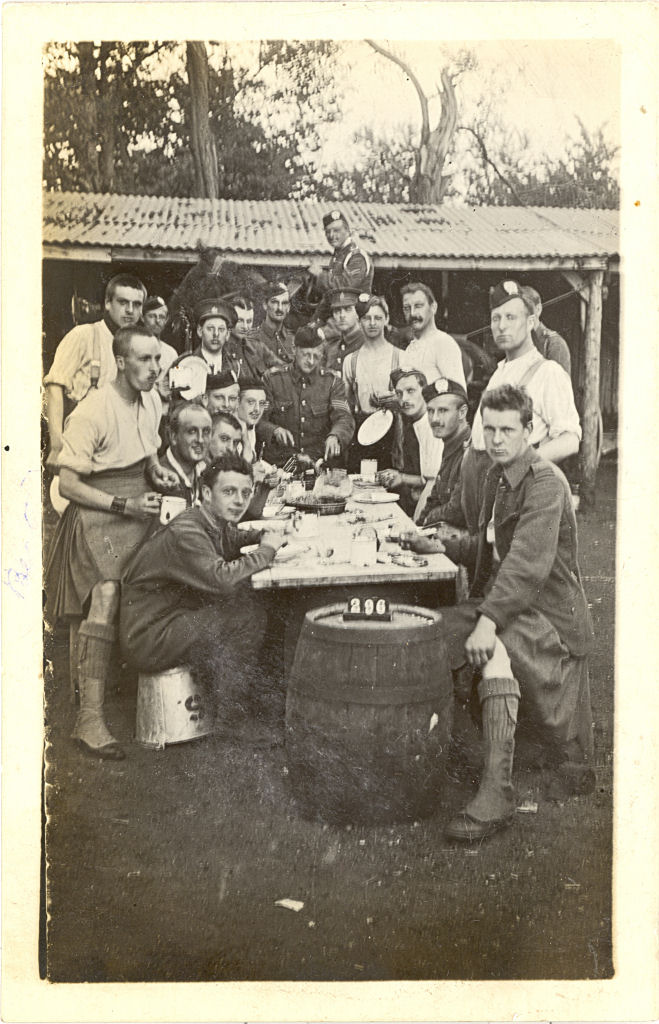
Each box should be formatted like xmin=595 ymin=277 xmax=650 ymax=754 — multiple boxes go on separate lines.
xmin=90 ymin=320 xmax=104 ymax=388
xmin=517 ymin=353 xmax=546 ymax=391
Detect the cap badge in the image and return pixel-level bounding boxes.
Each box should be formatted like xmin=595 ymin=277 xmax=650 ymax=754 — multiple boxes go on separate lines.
xmin=503 ymin=281 xmax=519 ymax=296
xmin=359 ymin=293 xmax=370 ymax=303
xmin=330 ymin=210 xmax=341 ymax=221
xmin=435 ymin=378 xmax=449 ymax=394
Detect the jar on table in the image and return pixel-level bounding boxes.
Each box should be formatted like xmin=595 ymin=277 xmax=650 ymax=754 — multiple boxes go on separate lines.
xmin=351 ymin=526 xmax=378 ymax=567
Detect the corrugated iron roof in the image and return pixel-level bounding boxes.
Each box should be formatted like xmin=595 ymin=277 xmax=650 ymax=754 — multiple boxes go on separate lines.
xmin=43 ymin=191 xmax=619 ymax=261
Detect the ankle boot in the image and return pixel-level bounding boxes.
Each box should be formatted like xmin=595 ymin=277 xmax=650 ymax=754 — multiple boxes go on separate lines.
xmin=445 ymin=676 xmax=520 ymax=841
xmin=72 ymin=622 xmax=125 ymax=760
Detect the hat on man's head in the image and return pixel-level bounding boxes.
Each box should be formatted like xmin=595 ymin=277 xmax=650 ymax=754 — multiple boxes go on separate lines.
xmin=489 ymin=280 xmax=534 ymax=314
xmin=329 ymin=287 xmax=361 ymax=310
xmin=239 ymin=376 xmax=266 ymax=394
xmin=389 ymin=367 xmax=427 ymax=390
xmin=322 ymin=209 xmax=347 ymax=229
xmin=195 ymin=298 xmax=233 ymax=325
xmin=422 ymin=377 xmax=468 ymax=406
xmin=143 ymin=295 xmax=167 ymax=314
xmin=264 ymin=280 xmax=290 ymax=301
xmin=355 ymin=292 xmax=374 ymax=319
xmin=206 ymin=369 xmax=238 ymax=392
xmin=294 ymin=324 xmax=326 ymax=349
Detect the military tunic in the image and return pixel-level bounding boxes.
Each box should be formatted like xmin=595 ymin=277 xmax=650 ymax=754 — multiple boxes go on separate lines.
xmin=417 ymin=422 xmax=471 ymax=527
xmin=323 ymin=321 xmax=366 ymax=375
xmin=315 ymin=237 xmax=374 ymax=321
xmin=248 ymin=320 xmax=295 ymax=364
xmin=258 ymin=364 xmax=355 ymax=465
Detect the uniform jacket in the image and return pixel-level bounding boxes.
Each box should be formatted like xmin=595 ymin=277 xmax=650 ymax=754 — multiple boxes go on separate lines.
xmin=323 ymin=321 xmax=366 ymax=375
xmin=121 ymin=506 xmax=275 ymax=660
xmin=417 ymin=422 xmax=471 ymax=527
xmin=248 ymin=320 xmax=295 ymax=364
xmin=259 ymin=363 xmax=355 ymax=463
xmin=533 ymin=322 xmax=572 ymax=376
xmin=315 ymin=237 xmax=374 ymax=321
xmin=444 ymin=447 xmax=593 ymax=656
xmin=226 ymin=331 xmax=285 ymax=381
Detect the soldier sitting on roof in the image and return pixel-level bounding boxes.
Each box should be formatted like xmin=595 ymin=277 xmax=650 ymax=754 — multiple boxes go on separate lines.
xmin=306 ymin=210 xmax=374 ymax=327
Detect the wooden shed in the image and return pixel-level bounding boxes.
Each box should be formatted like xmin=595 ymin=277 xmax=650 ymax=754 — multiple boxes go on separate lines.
xmin=42 ymin=192 xmax=619 ymax=502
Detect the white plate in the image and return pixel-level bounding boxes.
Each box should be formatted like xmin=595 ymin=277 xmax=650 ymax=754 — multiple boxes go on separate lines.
xmin=168 ymin=356 xmax=209 ymax=400
xmin=351 ymin=492 xmax=400 ymax=505
xmin=357 ymin=409 xmax=394 ymax=446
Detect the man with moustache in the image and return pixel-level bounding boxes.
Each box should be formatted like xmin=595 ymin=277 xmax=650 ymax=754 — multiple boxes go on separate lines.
xmin=44 ymin=273 xmax=147 ymax=470
xmin=159 ymin=403 xmax=212 ymax=507
xmin=45 ymin=325 xmax=179 ymax=760
xmin=248 ymin=281 xmax=295 ymax=364
xmin=307 ymin=210 xmax=374 ymax=324
xmin=463 ymin=279 xmax=581 ymax=532
xmin=227 ymin=296 xmax=283 ymax=381
xmin=405 ymin=385 xmax=594 ymax=841
xmin=416 ymin=377 xmax=472 ymax=528
xmin=399 ymin=282 xmax=466 ymax=392
xmin=120 ymin=454 xmax=287 ymax=725
xmin=259 ymin=324 xmax=355 ymax=467
xmin=378 ymin=368 xmax=443 ymax=518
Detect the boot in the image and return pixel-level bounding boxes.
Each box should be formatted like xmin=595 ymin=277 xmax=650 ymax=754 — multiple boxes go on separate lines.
xmin=72 ymin=621 xmax=125 ymax=760
xmin=445 ymin=677 xmax=520 ymax=841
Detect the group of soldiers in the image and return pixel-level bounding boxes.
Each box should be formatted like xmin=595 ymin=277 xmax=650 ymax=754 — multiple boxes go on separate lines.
xmin=44 ymin=209 xmax=594 ymax=843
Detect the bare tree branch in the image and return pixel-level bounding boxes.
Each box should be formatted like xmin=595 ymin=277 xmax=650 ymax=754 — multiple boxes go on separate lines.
xmin=458 ymin=124 xmax=527 ymax=205
xmin=365 ymin=39 xmax=429 ymax=141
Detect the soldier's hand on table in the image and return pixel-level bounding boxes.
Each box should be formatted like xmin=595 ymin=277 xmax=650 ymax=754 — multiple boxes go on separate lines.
xmin=399 ymin=531 xmax=445 ymax=555
xmin=260 ymin=528 xmax=287 ymax=552
xmin=126 ymin=492 xmax=163 ymax=518
xmin=378 ymin=469 xmax=402 ymax=489
xmin=465 ymin=616 xmax=497 ymax=669
xmin=273 ymin=426 xmax=295 ymax=447
xmin=324 ymin=435 xmax=341 ymax=460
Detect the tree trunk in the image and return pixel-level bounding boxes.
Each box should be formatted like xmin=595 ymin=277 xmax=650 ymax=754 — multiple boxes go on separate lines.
xmin=98 ymin=42 xmax=116 ymax=192
xmin=412 ymin=69 xmax=457 ymax=203
xmin=186 ymin=41 xmax=219 ymax=198
xmin=580 ymin=270 xmax=604 ymax=509
xmin=76 ymin=43 xmax=102 ymax=192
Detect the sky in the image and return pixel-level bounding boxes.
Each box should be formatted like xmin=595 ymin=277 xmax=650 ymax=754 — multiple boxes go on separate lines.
xmin=314 ymin=39 xmax=620 ymax=173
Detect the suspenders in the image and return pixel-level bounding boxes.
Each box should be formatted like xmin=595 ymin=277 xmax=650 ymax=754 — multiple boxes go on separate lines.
xmin=89 ymin=320 xmax=103 ymax=389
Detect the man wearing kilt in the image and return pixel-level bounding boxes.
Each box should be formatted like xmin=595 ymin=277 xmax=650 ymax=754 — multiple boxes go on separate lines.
xmin=45 ymin=325 xmax=179 ymax=760
xmin=405 ymin=384 xmax=594 ymax=841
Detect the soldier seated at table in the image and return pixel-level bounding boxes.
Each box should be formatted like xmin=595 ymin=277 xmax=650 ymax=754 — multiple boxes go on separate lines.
xmin=415 ymin=377 xmax=472 ymax=528
xmin=259 ymin=324 xmax=355 ymax=468
xmin=158 ymin=402 xmax=212 ymax=507
xmin=403 ymin=384 xmax=594 ymax=842
xmin=209 ymin=411 xmax=243 ymax=459
xmin=203 ymin=369 xmax=240 ymax=417
xmin=377 ymin=368 xmax=443 ymax=518
xmin=120 ymin=454 xmax=287 ymax=727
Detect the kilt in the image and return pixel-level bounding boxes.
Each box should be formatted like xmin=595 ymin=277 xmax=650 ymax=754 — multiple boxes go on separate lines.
xmin=45 ymin=460 xmax=156 ymax=623
xmin=442 ymin=600 xmax=594 ymax=759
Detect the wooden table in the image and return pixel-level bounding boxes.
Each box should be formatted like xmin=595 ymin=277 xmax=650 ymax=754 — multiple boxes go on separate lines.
xmin=250 ymin=496 xmax=459 ymax=677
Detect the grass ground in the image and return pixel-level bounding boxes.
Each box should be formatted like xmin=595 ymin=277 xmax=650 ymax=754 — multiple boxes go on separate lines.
xmin=42 ymin=459 xmax=616 ymax=982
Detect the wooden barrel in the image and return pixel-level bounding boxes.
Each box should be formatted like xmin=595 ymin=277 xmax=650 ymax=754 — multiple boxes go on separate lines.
xmin=285 ymin=603 xmax=453 ymax=824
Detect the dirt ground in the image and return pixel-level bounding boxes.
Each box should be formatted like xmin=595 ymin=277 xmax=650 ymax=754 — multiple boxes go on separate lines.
xmin=42 ymin=459 xmax=616 ymax=982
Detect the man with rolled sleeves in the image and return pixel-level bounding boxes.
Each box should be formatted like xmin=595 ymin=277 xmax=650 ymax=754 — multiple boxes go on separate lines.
xmin=44 ymin=273 xmax=146 ymax=470
xmin=44 ymin=325 xmax=179 ymax=760
xmin=405 ymin=384 xmax=594 ymax=841
xmin=323 ymin=287 xmax=367 ymax=375
xmin=463 ymin=279 xmax=581 ymax=534
xmin=308 ymin=210 xmax=374 ymax=324
xmin=259 ymin=324 xmax=355 ymax=467
xmin=416 ymin=377 xmax=472 ymax=528
xmin=248 ymin=281 xmax=295 ymax=364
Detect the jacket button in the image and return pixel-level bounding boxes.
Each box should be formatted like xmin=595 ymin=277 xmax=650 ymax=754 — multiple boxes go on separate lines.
xmin=301 ymin=417 xmax=305 ymax=423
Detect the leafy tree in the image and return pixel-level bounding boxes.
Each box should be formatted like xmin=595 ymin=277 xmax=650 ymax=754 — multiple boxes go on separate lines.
xmin=43 ymin=40 xmax=339 ymax=199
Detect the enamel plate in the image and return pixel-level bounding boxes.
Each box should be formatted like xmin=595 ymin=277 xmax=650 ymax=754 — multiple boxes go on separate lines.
xmin=357 ymin=409 xmax=394 ymax=446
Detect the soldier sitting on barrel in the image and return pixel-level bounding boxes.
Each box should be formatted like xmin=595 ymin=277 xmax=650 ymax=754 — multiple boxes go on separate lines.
xmin=120 ymin=453 xmax=287 ymax=732
xmin=403 ymin=384 xmax=594 ymax=841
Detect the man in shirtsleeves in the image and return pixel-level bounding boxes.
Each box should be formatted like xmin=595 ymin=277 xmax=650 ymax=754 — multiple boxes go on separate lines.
xmin=44 ymin=273 xmax=146 ymax=470
xmin=405 ymin=385 xmax=594 ymax=842
xmin=158 ymin=402 xmax=212 ymax=507
xmin=45 ymin=325 xmax=179 ymax=760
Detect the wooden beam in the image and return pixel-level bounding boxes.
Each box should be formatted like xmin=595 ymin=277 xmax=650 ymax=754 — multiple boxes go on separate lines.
xmin=580 ymin=269 xmax=604 ymax=508
xmin=560 ymin=270 xmax=590 ymax=301
xmin=43 ymin=244 xmax=113 ymax=263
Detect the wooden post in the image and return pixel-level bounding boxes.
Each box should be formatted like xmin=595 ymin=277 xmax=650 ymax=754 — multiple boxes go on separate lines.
xmin=580 ymin=269 xmax=604 ymax=508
